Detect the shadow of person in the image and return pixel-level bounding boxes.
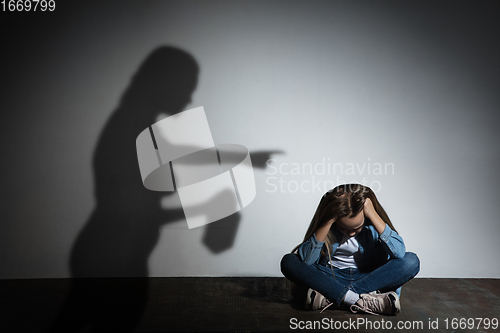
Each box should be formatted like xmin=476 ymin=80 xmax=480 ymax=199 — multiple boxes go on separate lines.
xmin=48 ymin=45 xmax=285 ymax=332
xmin=47 ymin=46 xmax=197 ymax=332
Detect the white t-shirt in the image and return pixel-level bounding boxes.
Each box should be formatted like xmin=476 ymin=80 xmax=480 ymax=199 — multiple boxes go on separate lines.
xmin=328 ymin=234 xmax=359 ymax=269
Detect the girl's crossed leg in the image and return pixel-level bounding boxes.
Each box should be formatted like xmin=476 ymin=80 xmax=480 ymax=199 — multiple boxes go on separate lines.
xmin=280 ymin=252 xmax=420 ymax=307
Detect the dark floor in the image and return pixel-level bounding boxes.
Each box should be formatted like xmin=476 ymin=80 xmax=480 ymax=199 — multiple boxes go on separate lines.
xmin=1 ymin=277 xmax=499 ymax=332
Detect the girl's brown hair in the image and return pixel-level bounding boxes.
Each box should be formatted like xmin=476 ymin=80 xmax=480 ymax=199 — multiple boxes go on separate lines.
xmin=292 ymin=184 xmax=397 ymax=259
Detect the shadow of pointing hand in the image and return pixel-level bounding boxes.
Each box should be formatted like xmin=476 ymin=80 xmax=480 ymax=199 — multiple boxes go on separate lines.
xmin=250 ymin=150 xmax=285 ymax=169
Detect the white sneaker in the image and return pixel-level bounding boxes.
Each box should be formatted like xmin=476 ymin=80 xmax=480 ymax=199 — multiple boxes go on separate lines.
xmin=350 ymin=291 xmax=401 ymax=315
xmin=305 ymin=289 xmax=336 ymax=313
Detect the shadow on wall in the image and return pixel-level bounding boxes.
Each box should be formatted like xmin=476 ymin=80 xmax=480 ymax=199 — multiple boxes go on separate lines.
xmin=47 ymin=46 xmax=198 ymax=332
xmin=47 ymin=46 xmax=283 ymax=332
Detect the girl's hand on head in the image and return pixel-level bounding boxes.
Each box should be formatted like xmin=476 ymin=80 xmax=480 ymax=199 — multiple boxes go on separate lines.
xmin=316 ymin=218 xmax=336 ymax=242
xmin=322 ymin=218 xmax=336 ymax=227
xmin=363 ymin=198 xmax=376 ymax=220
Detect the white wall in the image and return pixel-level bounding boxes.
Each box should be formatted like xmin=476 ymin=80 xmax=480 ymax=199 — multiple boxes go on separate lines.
xmin=1 ymin=0 xmax=499 ymax=279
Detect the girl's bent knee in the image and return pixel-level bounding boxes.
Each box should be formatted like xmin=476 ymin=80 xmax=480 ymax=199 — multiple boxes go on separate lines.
xmin=280 ymin=253 xmax=299 ymax=274
xmin=403 ymin=252 xmax=420 ymax=277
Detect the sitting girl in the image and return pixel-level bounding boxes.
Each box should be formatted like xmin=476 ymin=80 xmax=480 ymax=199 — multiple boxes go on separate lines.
xmin=280 ymin=184 xmax=420 ymax=315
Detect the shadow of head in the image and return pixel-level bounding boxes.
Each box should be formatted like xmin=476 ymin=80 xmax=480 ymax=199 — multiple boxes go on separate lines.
xmin=120 ymin=46 xmax=199 ymax=115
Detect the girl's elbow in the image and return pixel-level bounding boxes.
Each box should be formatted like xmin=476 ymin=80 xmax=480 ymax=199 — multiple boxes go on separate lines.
xmin=302 ymin=257 xmax=317 ymax=265
xmin=297 ymin=251 xmax=317 ymax=265
xmin=394 ymin=246 xmax=406 ymax=259
xmin=297 ymin=252 xmax=315 ymax=265
xmin=387 ymin=242 xmax=406 ymax=259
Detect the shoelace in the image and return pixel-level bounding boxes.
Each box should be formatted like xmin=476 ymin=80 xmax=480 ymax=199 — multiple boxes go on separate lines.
xmin=311 ymin=290 xmax=335 ymax=314
xmin=350 ymin=295 xmax=383 ymax=315
xmin=319 ymin=301 xmax=335 ymax=313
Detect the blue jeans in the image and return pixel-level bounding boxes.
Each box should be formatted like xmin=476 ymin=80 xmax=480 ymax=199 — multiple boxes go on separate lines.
xmin=280 ymin=252 xmax=420 ymax=306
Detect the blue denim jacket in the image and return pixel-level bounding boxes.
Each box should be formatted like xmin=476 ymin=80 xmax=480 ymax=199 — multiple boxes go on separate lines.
xmin=298 ymin=218 xmax=406 ymax=268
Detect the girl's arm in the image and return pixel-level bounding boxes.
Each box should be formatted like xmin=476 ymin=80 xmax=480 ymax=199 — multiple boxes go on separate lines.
xmin=315 ymin=218 xmax=335 ymax=242
xmin=363 ymin=198 xmax=386 ymax=234
xmin=297 ymin=219 xmax=335 ymax=265
xmin=364 ymin=198 xmax=406 ymax=258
